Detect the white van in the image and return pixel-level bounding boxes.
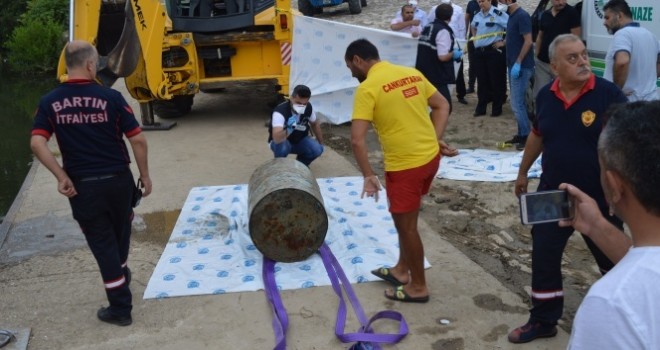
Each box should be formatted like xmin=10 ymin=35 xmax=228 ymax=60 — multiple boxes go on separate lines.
xmin=581 ymin=0 xmax=660 ymax=90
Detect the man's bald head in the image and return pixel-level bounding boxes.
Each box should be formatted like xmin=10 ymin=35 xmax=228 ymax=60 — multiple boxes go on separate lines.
xmin=64 ymin=40 xmax=98 ymax=71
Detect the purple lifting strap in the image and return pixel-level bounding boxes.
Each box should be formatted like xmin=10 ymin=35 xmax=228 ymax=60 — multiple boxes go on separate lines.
xmin=262 ymin=243 xmax=409 ymax=350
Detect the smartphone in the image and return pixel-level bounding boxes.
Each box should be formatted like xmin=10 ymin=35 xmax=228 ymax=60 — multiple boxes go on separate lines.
xmin=519 ymin=190 xmax=572 ymax=225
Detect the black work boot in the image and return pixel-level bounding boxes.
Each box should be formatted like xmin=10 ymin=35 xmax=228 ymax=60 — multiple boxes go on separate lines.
xmin=97 ymin=307 xmax=132 ymax=326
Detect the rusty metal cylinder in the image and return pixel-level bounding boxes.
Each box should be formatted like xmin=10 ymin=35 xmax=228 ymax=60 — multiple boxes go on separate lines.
xmin=247 ymin=158 xmax=328 ymax=262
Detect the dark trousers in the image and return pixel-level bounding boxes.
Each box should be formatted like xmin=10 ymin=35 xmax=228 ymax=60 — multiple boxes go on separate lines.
xmin=437 ymin=84 xmax=452 ymax=114
xmin=467 ymin=40 xmax=476 ymax=89
xmin=455 ymin=60 xmax=466 ymax=100
xmin=529 ymin=206 xmax=622 ymax=325
xmin=474 ymin=47 xmax=507 ymax=114
xmin=70 ymin=170 xmax=134 ymax=317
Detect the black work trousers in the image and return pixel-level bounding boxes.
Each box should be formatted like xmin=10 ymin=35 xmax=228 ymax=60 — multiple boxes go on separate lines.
xmin=455 ymin=60 xmax=467 ymax=100
xmin=473 ymin=46 xmax=507 ymax=114
xmin=529 ymin=205 xmax=622 ymax=326
xmin=437 ymin=83 xmax=452 ymax=114
xmin=467 ymin=40 xmax=476 ymax=89
xmin=70 ymin=170 xmax=134 ymax=317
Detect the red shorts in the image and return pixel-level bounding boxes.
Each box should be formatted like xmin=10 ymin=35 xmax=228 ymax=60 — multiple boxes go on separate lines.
xmin=385 ymin=153 xmax=440 ymax=214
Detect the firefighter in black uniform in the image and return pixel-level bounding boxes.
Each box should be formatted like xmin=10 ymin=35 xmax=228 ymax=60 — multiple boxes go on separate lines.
xmin=31 ymin=40 xmax=152 ymax=326
xmin=416 ymin=3 xmax=462 ymax=113
xmin=268 ymin=85 xmax=324 ymax=167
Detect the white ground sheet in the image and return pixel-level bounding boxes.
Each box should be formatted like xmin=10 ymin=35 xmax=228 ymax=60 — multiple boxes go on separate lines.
xmin=144 ymin=176 xmax=429 ymax=299
xmin=290 ymin=15 xmax=418 ymax=125
xmin=437 ymin=149 xmax=543 ymax=182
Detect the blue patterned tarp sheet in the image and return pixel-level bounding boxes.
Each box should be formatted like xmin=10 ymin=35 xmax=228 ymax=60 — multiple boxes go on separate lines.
xmin=437 ymin=149 xmax=543 ymax=182
xmin=291 ymin=15 xmax=419 ymax=125
xmin=143 ymin=176 xmax=429 ymax=299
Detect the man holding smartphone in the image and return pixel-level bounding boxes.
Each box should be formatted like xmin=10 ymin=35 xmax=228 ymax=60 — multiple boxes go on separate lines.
xmin=560 ymin=101 xmax=660 ymax=349
xmin=509 ymin=34 xmax=627 ymax=343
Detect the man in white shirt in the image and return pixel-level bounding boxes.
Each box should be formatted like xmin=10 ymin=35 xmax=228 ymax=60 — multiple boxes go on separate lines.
xmin=393 ymin=0 xmax=428 ymax=29
xmin=561 ymin=100 xmax=660 ymax=349
xmin=391 ymin=4 xmax=423 ymax=37
xmin=427 ymin=0 xmax=466 ymax=40
xmin=602 ymin=0 xmax=660 ymax=101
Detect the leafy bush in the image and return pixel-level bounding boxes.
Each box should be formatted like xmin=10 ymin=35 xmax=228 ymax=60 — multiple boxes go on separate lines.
xmin=2 ymin=0 xmax=68 ymax=73
xmin=5 ymin=19 xmax=64 ymax=74
xmin=0 ymin=0 xmax=28 ymax=55
xmin=19 ymin=0 xmax=68 ymax=28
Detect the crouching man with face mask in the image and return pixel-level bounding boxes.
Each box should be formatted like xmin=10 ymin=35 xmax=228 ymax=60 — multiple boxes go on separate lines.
xmin=268 ymin=85 xmax=325 ymax=166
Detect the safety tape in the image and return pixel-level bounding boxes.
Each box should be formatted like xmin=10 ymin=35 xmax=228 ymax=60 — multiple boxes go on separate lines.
xmin=468 ymin=31 xmax=506 ymax=42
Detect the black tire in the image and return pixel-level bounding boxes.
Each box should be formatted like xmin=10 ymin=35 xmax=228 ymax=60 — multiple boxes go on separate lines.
xmin=153 ymin=95 xmax=194 ymax=119
xmin=313 ymin=6 xmax=323 ymax=14
xmin=360 ymin=0 xmax=367 ymax=7
xmin=348 ymin=0 xmax=361 ymax=14
xmin=298 ymin=0 xmax=314 ymax=16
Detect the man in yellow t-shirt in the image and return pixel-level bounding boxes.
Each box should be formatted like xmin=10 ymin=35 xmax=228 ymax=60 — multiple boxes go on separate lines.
xmin=344 ymin=38 xmax=458 ymax=303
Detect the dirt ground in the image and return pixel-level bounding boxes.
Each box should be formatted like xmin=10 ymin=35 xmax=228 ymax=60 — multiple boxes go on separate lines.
xmin=0 ymin=2 xmax=601 ymax=348
xmin=316 ymin=0 xmax=602 ymax=332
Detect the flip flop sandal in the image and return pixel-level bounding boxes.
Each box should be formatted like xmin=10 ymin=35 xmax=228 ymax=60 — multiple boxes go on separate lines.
xmin=384 ymin=286 xmax=429 ymax=303
xmin=371 ymin=267 xmax=405 ymax=286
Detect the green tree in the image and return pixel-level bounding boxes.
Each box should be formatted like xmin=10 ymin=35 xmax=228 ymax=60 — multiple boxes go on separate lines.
xmin=19 ymin=0 xmax=69 ymax=28
xmin=0 ymin=0 xmax=29 ymax=57
xmin=4 ymin=0 xmax=68 ymax=73
xmin=5 ymin=19 xmax=64 ymax=73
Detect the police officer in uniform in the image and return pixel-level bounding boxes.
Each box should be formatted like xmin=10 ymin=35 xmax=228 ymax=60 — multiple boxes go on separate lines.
xmin=416 ymin=3 xmax=462 ymax=113
xmin=268 ymin=85 xmax=324 ymax=167
xmin=470 ymin=0 xmax=508 ymax=116
xmin=30 ymin=40 xmax=152 ymax=326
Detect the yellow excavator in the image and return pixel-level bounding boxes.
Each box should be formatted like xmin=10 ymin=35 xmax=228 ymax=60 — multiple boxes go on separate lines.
xmin=58 ymin=0 xmax=293 ymax=129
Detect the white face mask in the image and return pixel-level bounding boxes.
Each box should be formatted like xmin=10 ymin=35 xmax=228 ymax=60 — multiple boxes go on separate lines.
xmin=497 ymin=3 xmax=509 ymax=12
xmin=292 ymin=104 xmax=306 ymax=114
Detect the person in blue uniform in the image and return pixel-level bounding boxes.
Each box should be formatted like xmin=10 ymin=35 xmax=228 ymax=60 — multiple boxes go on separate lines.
xmin=470 ymin=0 xmax=508 ymax=116
xmin=268 ymin=85 xmax=324 ymax=167
xmin=500 ymin=0 xmax=535 ymax=150
xmin=30 ymin=40 xmax=152 ymax=327
xmin=510 ymin=34 xmax=627 ymax=344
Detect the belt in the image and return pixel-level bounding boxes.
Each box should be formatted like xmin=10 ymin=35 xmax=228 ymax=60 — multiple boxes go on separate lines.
xmin=78 ymin=174 xmax=119 ymax=182
xmin=475 ymin=45 xmax=495 ymax=52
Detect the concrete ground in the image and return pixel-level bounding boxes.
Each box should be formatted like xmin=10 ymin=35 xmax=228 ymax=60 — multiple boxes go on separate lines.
xmin=0 ymin=84 xmax=569 ymax=349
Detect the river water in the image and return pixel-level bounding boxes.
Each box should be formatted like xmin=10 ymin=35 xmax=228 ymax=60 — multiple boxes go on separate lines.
xmin=0 ymin=72 xmax=57 ymax=220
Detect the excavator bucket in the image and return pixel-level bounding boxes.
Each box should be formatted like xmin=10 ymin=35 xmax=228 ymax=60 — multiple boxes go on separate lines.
xmin=96 ymin=1 xmax=142 ymax=87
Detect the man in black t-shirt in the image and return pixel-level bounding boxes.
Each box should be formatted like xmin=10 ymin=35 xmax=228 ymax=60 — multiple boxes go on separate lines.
xmin=465 ymin=0 xmax=480 ymax=93
xmin=533 ymin=0 xmax=581 ymax=98
xmin=31 ymin=40 xmax=152 ymax=327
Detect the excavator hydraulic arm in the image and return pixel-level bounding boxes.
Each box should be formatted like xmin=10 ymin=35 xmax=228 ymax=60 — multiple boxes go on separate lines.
xmin=58 ymin=0 xmax=172 ymax=102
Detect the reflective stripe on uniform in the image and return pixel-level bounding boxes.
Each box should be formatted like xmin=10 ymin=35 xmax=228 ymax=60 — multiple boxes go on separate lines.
xmin=104 ymin=276 xmax=126 ymax=289
xmin=531 ymin=289 xmax=564 ymax=300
